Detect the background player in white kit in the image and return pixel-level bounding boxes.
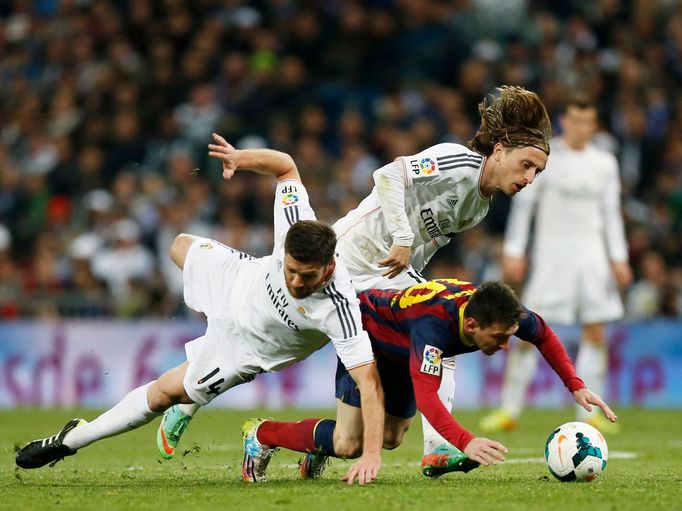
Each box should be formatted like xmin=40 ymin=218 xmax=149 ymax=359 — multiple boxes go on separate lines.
xmin=332 ymin=86 xmax=553 ymax=474
xmin=16 ymin=133 xmax=385 ymax=486
xmin=479 ymin=96 xmax=632 ymax=435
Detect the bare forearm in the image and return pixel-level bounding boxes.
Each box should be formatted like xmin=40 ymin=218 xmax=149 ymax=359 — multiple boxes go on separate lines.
xmin=236 ymin=149 xmax=299 ymax=181
xmin=360 ymin=389 xmax=384 ymax=456
xmin=354 ymin=373 xmax=384 ymax=456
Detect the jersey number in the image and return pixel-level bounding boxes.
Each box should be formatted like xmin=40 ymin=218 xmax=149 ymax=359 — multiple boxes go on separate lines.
xmin=397 ymin=279 xmax=473 ymax=309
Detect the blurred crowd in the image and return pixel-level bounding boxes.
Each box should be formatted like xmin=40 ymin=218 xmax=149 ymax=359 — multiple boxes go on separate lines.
xmin=0 ymin=0 xmax=680 ymax=319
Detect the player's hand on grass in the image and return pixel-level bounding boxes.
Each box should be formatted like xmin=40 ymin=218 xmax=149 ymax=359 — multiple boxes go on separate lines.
xmin=208 ymin=133 xmax=239 ymax=180
xmin=378 ymin=244 xmax=411 ymax=278
xmin=341 ymin=453 xmax=381 ymax=485
xmin=463 ymin=437 xmax=508 ymax=466
xmin=573 ymin=387 xmax=618 ymax=422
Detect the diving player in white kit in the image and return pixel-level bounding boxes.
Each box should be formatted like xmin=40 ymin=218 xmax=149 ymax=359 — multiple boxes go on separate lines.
xmin=16 ymin=134 xmax=385 ymax=486
xmin=332 ymin=86 xmax=552 ymax=476
xmin=479 ymin=96 xmax=632 ymax=435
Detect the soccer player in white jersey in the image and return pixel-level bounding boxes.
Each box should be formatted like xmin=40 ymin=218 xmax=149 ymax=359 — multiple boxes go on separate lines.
xmin=16 ymin=133 xmax=385 ymax=485
xmin=479 ymin=96 xmax=632 ymax=435
xmin=333 ymin=86 xmax=552 ymax=475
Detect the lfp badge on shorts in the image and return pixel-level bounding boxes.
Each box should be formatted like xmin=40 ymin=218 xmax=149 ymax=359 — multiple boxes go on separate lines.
xmin=421 ymin=345 xmax=442 ymax=376
xmin=282 ymin=193 xmax=299 ymax=206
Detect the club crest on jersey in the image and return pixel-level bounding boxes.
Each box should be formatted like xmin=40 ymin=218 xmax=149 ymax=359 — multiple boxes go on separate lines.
xmin=200 ymin=242 xmax=213 ymax=249
xmin=421 ymin=345 xmax=443 ymax=376
xmin=282 ymin=193 xmax=299 ymax=206
xmin=297 ymin=306 xmax=307 ymax=317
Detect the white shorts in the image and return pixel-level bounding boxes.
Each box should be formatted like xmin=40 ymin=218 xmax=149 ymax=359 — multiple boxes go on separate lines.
xmin=182 ymin=238 xmax=262 ymax=405
xmin=523 ymin=255 xmax=623 ymax=325
xmin=183 ymin=318 xmax=263 ymax=405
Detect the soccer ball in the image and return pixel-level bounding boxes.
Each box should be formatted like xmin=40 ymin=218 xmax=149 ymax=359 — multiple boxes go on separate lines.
xmin=544 ymin=421 xmax=608 ymax=482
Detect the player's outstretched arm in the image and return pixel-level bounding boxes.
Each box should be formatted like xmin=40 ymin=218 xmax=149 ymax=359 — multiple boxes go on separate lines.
xmin=572 ymin=387 xmax=618 ymax=423
xmin=207 ymin=133 xmax=300 ymax=182
xmin=463 ymin=437 xmax=508 ymax=466
xmin=342 ymin=362 xmax=385 ymax=485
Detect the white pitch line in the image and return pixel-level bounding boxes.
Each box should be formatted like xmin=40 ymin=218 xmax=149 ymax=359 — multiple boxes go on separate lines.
xmin=280 ymin=451 xmax=637 ymax=469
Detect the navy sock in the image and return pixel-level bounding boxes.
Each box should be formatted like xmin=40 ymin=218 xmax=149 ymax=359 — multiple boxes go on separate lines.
xmin=313 ymin=419 xmax=337 ymax=457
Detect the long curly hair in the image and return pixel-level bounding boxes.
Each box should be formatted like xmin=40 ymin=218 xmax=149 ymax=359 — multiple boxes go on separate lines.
xmin=468 ymin=86 xmax=552 ymax=156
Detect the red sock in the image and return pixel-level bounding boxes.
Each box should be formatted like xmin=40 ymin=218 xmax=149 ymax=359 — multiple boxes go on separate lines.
xmin=256 ymin=418 xmax=320 ymax=453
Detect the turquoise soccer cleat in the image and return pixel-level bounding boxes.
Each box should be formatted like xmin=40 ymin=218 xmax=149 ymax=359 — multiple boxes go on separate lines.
xmin=156 ymin=405 xmax=193 ymax=459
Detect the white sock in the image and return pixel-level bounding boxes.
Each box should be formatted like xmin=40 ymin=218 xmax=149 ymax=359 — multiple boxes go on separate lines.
xmin=178 ymin=403 xmax=201 ymax=417
xmin=63 ymin=382 xmax=160 ymax=450
xmin=422 ymin=361 xmax=455 ymax=454
xmin=500 ymin=346 xmax=538 ymax=419
xmin=575 ymin=341 xmax=607 ymax=420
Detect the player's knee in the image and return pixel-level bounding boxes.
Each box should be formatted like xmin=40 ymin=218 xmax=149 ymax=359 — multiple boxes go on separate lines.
xmin=333 ymin=435 xmax=363 ymax=458
xmin=383 ymin=425 xmax=409 ymax=450
xmin=147 ymin=381 xmax=176 ymax=412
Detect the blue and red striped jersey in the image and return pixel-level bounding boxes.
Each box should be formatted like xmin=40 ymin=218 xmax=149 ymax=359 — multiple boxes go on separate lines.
xmin=359 ymin=279 xmax=479 ymax=365
xmin=358 ymin=279 xmax=584 ymax=450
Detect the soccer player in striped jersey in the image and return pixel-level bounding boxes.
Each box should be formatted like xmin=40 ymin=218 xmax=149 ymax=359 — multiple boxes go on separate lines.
xmin=333 ymin=86 xmax=552 ymax=473
xmin=16 ymin=134 xmax=385 ymax=485
xmin=480 ymin=96 xmax=632 ymax=435
xmin=252 ymin=279 xmax=617 ymax=479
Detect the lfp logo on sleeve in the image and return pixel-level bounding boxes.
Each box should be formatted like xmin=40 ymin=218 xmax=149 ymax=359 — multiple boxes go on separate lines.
xmin=421 ymin=345 xmax=443 ymax=376
xmin=419 ymin=158 xmax=437 ymax=175
xmin=282 ymin=193 xmax=299 ymax=206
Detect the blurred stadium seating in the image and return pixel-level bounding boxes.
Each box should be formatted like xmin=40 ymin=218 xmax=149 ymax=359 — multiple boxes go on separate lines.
xmin=0 ymin=0 xmax=679 ymax=321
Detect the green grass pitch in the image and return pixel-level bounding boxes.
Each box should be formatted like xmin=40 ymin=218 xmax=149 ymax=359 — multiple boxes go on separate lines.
xmin=2 ymin=408 xmax=681 ymax=511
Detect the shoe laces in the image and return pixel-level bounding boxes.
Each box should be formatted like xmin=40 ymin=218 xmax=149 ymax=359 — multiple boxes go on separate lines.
xmin=168 ymin=415 xmax=190 ymax=439
xmin=251 ymin=447 xmax=277 ymax=479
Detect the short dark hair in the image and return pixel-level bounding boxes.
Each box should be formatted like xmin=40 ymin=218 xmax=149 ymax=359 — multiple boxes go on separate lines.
xmin=468 ymin=85 xmax=552 ymax=156
xmin=564 ymin=93 xmax=595 ymax=112
xmin=284 ymin=220 xmax=337 ymax=265
xmin=464 ymin=281 xmax=526 ymax=328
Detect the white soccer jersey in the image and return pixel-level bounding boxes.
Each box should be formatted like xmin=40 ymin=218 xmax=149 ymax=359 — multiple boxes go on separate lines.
xmin=333 ymin=143 xmax=490 ymax=282
xmin=226 ymin=180 xmax=374 ymax=372
xmin=504 ymin=138 xmax=628 ymax=324
xmin=504 ymin=138 xmax=628 ymax=262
